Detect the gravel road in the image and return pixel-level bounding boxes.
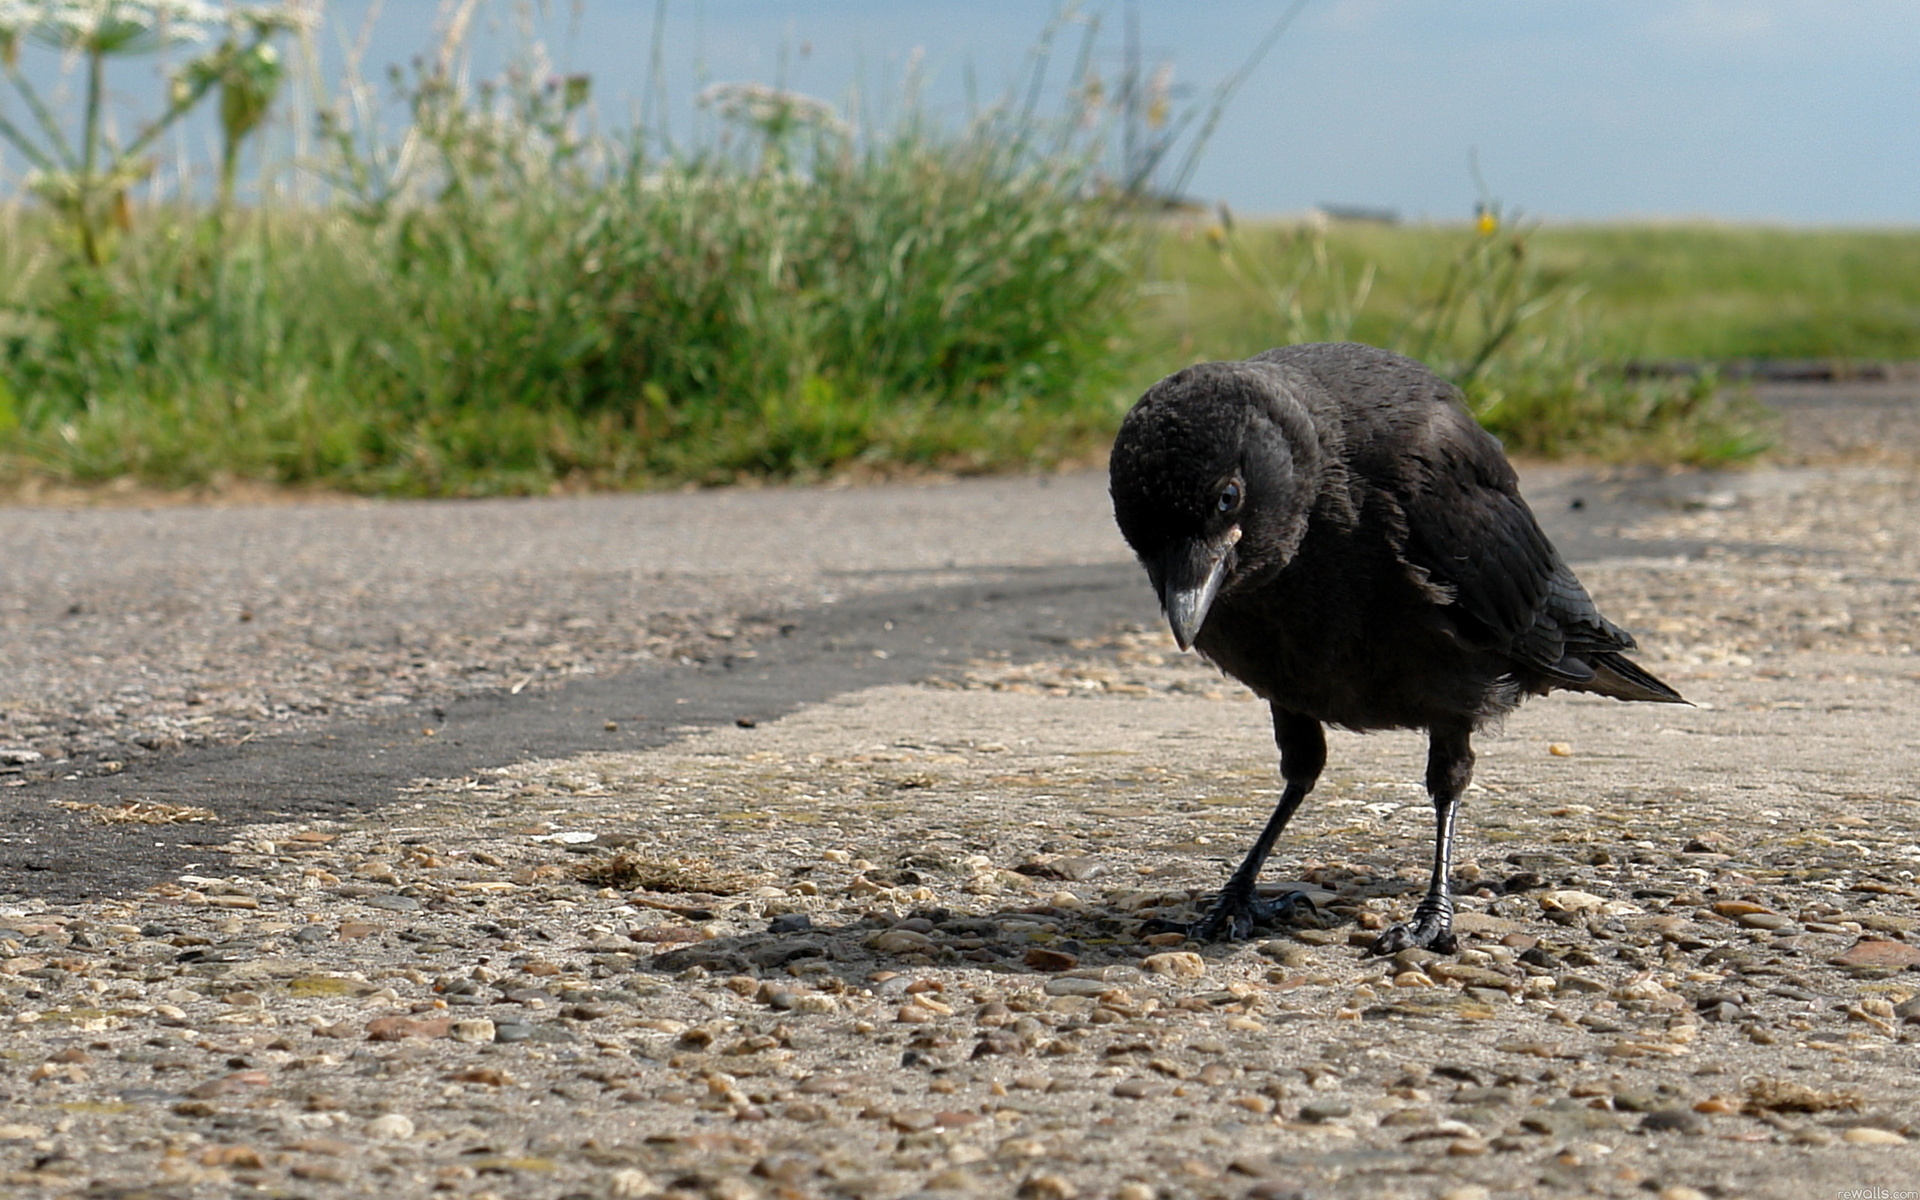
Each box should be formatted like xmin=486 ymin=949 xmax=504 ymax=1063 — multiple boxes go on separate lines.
xmin=0 ymin=383 xmax=1916 ymax=1200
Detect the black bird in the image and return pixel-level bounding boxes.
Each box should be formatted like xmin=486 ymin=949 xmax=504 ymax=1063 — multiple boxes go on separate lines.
xmin=1108 ymin=343 xmax=1684 ymax=954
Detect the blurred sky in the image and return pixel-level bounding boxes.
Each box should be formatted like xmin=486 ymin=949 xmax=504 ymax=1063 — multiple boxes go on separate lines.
xmin=9 ymin=0 xmax=1920 ymax=223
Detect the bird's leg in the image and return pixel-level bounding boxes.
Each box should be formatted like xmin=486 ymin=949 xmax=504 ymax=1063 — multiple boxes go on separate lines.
xmin=1372 ymin=722 xmax=1473 ymax=955
xmin=1181 ymin=710 xmax=1324 ymax=942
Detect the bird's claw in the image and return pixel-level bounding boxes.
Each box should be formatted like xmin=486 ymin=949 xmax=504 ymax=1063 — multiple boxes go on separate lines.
xmin=1369 ymin=896 xmax=1456 ymax=956
xmin=1142 ymin=889 xmax=1317 ymax=944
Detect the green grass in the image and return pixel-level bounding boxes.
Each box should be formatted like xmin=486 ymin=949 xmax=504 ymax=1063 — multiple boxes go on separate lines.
xmin=3 ymin=0 xmax=1914 ymax=495
xmin=4 ymin=88 xmax=1914 ymax=494
xmin=1146 ymin=220 xmax=1920 ymax=365
xmin=1135 ymin=217 xmax=1920 ymax=463
xmin=0 ymin=133 xmax=1141 ymax=495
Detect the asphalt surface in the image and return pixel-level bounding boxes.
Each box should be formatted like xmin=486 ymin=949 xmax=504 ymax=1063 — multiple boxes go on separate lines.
xmin=1 ymin=458 xmax=1757 ymax=903
xmin=0 ymin=382 xmax=1915 ymax=1200
xmin=0 ymin=379 xmax=1909 ymax=905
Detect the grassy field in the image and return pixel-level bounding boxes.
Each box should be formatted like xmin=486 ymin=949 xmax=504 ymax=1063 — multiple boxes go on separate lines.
xmin=2 ymin=5 xmax=1914 ymax=496
xmin=8 ymin=200 xmax=1916 ymax=495
xmin=1146 ymin=219 xmax=1920 ymax=365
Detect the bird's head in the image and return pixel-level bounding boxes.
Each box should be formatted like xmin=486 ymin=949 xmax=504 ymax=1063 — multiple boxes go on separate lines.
xmin=1108 ymin=361 xmax=1323 ymax=651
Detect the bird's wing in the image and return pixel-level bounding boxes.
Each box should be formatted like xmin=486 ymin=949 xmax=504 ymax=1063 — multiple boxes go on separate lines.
xmin=1387 ymin=408 xmax=1632 ymax=678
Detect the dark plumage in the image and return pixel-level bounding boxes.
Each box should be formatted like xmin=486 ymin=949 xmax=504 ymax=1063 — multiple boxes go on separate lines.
xmin=1108 ymin=343 xmax=1684 ymax=952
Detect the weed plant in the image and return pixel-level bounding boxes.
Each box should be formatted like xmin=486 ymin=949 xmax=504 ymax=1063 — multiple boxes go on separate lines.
xmin=0 ymin=5 xmax=1853 ymax=494
xmin=1147 ymin=213 xmax=1779 ymax=464
xmin=0 ymin=9 xmax=1144 ymax=494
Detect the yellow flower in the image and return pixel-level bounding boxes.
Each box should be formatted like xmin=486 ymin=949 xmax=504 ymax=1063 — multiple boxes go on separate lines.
xmin=1475 ymin=208 xmax=1498 ymax=236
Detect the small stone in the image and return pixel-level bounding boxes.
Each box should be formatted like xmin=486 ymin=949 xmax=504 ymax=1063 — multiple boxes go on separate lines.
xmin=493 ymin=1022 xmax=534 ymax=1043
xmin=1113 ymin=1079 xmax=1171 ymax=1099
xmin=1842 ymin=1127 xmax=1909 ymax=1146
xmin=1024 ymin=947 xmax=1079 ymax=972
xmin=1894 ymin=996 xmax=1920 ymax=1024
xmin=366 ymin=1016 xmax=450 ymax=1042
xmin=1297 ymin=1101 xmax=1351 ymax=1123
xmin=450 ymin=1019 xmax=495 ymax=1044
xmin=1736 ymin=911 xmax=1792 ymax=931
xmin=199 ymin=1144 xmax=266 ymax=1168
xmin=1427 ymin=962 xmax=1511 ymax=989
xmin=1833 ymin=940 xmax=1920 ymax=970
xmin=871 ymin=929 xmax=937 ymax=954
xmin=1141 ymin=951 xmax=1205 ymax=980
xmin=925 ymin=1168 xmax=983 ymax=1191
xmin=608 ymin=1169 xmax=659 ymax=1199
xmin=1610 ymin=1090 xmax=1660 ymax=1113
xmin=1018 ymin=1173 xmax=1077 ymax=1199
xmin=364 ymin=894 xmax=422 ymax=912
xmin=1657 ymin=1188 xmax=1710 ymax=1200
xmin=367 ymin=1113 xmax=415 ymax=1140
xmin=1042 ymin=977 xmax=1110 ymax=998
xmin=1540 ymin=890 xmax=1606 ymax=913
xmin=973 ymin=1031 xmax=1024 ymax=1058
xmin=1639 ymin=1109 xmax=1704 ymax=1134
xmin=337 ymin=921 xmax=381 ymax=940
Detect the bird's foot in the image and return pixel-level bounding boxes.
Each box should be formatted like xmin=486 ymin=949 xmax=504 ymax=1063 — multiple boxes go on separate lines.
xmin=1142 ymin=889 xmax=1317 ymax=944
xmin=1369 ymin=895 xmax=1456 ymax=956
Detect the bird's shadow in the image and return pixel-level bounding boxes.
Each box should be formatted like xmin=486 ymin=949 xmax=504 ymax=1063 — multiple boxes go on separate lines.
xmin=628 ymin=865 xmax=1408 ymax=993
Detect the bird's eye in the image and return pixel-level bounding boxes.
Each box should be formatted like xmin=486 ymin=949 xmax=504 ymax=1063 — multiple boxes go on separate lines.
xmin=1217 ymin=481 xmax=1241 ymax=513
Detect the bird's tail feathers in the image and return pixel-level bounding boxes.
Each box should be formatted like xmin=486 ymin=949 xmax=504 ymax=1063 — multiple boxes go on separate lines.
xmin=1584 ymin=652 xmax=1688 ymax=705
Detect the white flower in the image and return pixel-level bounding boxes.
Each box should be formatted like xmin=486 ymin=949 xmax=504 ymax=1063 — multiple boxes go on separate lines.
xmin=696 ymin=82 xmax=849 ymax=138
xmin=0 ymin=1 xmax=227 ymax=52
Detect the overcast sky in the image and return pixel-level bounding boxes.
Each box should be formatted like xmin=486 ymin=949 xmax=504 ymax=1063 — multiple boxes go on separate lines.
xmin=10 ymin=1 xmax=1920 ymax=223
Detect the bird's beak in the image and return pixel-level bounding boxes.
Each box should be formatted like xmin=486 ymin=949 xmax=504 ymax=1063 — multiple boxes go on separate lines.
xmin=1159 ymin=527 xmax=1239 ymax=652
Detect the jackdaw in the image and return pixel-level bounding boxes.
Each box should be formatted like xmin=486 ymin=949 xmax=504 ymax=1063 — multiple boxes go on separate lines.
xmin=1108 ymin=343 xmax=1684 ymax=953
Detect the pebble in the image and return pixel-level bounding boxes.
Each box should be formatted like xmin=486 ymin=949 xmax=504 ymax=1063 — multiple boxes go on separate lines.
xmin=1042 ymin=977 xmax=1110 ymax=998
xmin=1834 ymin=940 xmax=1920 ymax=969
xmin=871 ymin=929 xmax=937 ymax=954
xmin=366 ymin=1113 xmax=415 ymax=1140
xmin=1141 ymin=951 xmax=1206 ymax=980
xmin=1842 ymin=1127 xmax=1909 ymax=1146
xmin=608 ymin=1169 xmax=659 ymax=1199
xmin=1639 ymin=1109 xmax=1705 ymax=1134
xmin=1540 ymin=890 xmax=1606 ymax=913
xmin=450 ymin=1019 xmax=496 ymax=1044
xmin=1024 ymin=947 xmax=1079 ymax=972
